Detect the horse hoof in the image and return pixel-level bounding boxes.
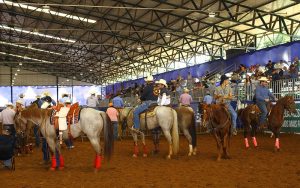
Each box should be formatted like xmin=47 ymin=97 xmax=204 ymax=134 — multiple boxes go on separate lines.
xmin=132 ymin=154 xmax=138 ymax=158
xmin=143 ymin=154 xmax=147 ymax=158
xmin=166 ymin=155 xmax=171 ymax=159
xmin=188 ymin=153 xmax=192 ymax=156
xmin=192 ymin=152 xmax=197 ymax=156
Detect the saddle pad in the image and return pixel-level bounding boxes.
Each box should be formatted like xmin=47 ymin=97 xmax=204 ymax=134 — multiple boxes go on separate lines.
xmin=140 ymin=110 xmax=156 ymax=119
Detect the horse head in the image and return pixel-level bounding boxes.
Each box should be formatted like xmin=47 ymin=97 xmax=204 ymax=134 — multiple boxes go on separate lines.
xmin=282 ymin=96 xmax=297 ymax=115
xmin=14 ymin=110 xmax=28 ymax=134
xmin=200 ymin=103 xmax=211 ymax=128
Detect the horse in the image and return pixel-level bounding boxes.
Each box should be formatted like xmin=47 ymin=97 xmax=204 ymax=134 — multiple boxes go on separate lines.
xmin=15 ymin=104 xmax=114 ymax=171
xmin=201 ymin=103 xmax=231 ymax=161
xmin=267 ymin=96 xmax=297 ymax=151
xmin=175 ymin=106 xmax=197 ymax=156
xmin=237 ymin=102 xmax=272 ymax=148
xmin=124 ymin=106 xmax=179 ymax=159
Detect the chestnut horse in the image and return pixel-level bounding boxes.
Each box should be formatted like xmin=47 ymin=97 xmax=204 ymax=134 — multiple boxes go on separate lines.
xmin=15 ymin=104 xmax=114 ymax=171
xmin=268 ymin=96 xmax=297 ymax=151
xmin=238 ymin=102 xmax=272 ymax=148
xmin=175 ymin=106 xmax=197 ymax=156
xmin=201 ymin=103 xmax=231 ymax=161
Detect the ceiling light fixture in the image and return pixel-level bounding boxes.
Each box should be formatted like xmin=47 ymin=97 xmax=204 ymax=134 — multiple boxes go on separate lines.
xmin=0 ymin=51 xmax=53 ymax=63
xmin=0 ymin=24 xmax=76 ymax=43
xmin=0 ymin=1 xmax=97 ymax=24
xmin=165 ymin=33 xmax=171 ymax=38
xmin=137 ymin=45 xmax=142 ymax=51
xmin=19 ymin=62 xmax=23 ymax=66
xmin=17 ymin=69 xmax=20 ymax=71
xmin=208 ymin=12 xmax=216 ymax=18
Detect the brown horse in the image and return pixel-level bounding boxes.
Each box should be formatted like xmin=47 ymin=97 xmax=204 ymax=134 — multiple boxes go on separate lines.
xmin=268 ymin=96 xmax=297 ymax=151
xmin=238 ymin=102 xmax=272 ymax=148
xmin=201 ymin=103 xmax=231 ymax=161
xmin=175 ymin=106 xmax=197 ymax=156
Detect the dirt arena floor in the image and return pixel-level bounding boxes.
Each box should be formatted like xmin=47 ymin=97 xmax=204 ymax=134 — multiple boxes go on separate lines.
xmin=1 ymin=133 xmax=300 ymax=188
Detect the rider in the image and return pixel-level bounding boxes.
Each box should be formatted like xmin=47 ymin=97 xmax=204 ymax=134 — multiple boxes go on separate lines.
xmin=255 ymin=76 xmax=276 ymax=129
xmin=133 ymin=75 xmax=158 ymax=130
xmin=156 ymin=79 xmax=171 ymax=106
xmin=41 ymin=91 xmax=56 ymax=109
xmin=179 ymin=88 xmax=192 ymax=106
xmin=112 ymin=92 xmax=124 ymax=108
xmin=214 ymin=75 xmax=238 ymax=136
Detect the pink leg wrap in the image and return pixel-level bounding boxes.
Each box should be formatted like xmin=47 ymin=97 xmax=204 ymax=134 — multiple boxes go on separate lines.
xmin=50 ymin=156 xmax=57 ymax=170
xmin=59 ymin=155 xmax=64 ymax=168
xmin=275 ymin=138 xmax=280 ymax=149
xmin=252 ymin=137 xmax=258 ymax=147
xmin=244 ymin=138 xmax=249 ymax=148
xmin=94 ymin=154 xmax=102 ymax=169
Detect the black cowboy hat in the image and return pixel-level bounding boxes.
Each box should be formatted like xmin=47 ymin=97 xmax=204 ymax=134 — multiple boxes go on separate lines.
xmin=220 ymin=75 xmax=229 ymax=85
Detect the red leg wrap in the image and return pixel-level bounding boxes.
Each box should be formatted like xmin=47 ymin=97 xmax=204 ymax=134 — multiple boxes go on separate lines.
xmin=50 ymin=156 xmax=57 ymax=170
xmin=59 ymin=155 xmax=64 ymax=168
xmin=275 ymin=138 xmax=280 ymax=149
xmin=94 ymin=155 xmax=102 ymax=169
xmin=134 ymin=145 xmax=139 ymax=156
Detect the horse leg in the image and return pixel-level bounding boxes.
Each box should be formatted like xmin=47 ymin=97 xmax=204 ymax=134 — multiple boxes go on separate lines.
xmin=46 ymin=137 xmax=62 ymax=171
xmin=130 ymin=128 xmax=139 ymax=157
xmin=182 ymin=129 xmax=193 ymax=156
xmin=162 ymin=130 xmax=173 ymax=159
xmin=251 ymin=124 xmax=258 ymax=148
xmin=140 ymin=131 xmax=148 ymax=157
xmin=88 ymin=136 xmax=102 ymax=171
xmin=213 ymin=131 xmax=222 ymax=161
xmin=222 ymin=133 xmax=230 ymax=159
xmin=244 ymin=124 xmax=250 ymax=149
xmin=151 ymin=128 xmax=160 ymax=155
xmin=274 ymin=129 xmax=280 ymax=152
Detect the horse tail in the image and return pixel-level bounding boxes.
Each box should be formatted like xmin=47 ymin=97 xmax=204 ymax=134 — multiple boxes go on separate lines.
xmin=189 ymin=112 xmax=197 ymax=148
xmin=171 ymin=109 xmax=179 ymax=155
xmin=100 ymin=112 xmax=114 ymax=161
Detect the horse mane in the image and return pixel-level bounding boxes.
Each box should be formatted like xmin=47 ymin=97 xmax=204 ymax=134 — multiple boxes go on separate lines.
xmin=21 ymin=104 xmax=52 ymax=119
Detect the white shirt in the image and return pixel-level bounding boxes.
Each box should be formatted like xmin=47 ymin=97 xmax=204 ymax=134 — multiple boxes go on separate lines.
xmin=86 ymin=96 xmax=99 ymax=107
xmin=0 ymin=107 xmax=16 ymax=124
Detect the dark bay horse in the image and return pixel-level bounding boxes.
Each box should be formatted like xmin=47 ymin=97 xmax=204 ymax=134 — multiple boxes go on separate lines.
xmin=201 ymin=103 xmax=231 ymax=161
xmin=175 ymin=106 xmax=197 ymax=156
xmin=268 ymin=96 xmax=297 ymax=151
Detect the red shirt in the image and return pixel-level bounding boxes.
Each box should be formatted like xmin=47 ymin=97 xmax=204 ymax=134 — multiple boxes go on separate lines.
xmin=106 ymin=107 xmax=119 ymax=122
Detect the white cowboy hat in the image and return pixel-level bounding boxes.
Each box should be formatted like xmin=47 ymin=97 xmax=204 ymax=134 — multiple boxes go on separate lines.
xmin=258 ymin=77 xmax=269 ymax=82
xmin=274 ymin=63 xmax=283 ymax=69
xmin=156 ymin=79 xmax=168 ymax=87
xmin=36 ymin=95 xmax=41 ymax=99
xmin=43 ymin=91 xmax=51 ymax=96
xmin=19 ymin=93 xmax=25 ymax=98
xmin=258 ymin=66 xmax=266 ymax=73
xmin=6 ymin=102 xmax=13 ymax=107
xmin=16 ymin=100 xmax=24 ymax=105
xmin=183 ymin=88 xmax=190 ymax=92
xmin=145 ymin=75 xmax=154 ymax=82
xmin=65 ymin=98 xmax=71 ymax=103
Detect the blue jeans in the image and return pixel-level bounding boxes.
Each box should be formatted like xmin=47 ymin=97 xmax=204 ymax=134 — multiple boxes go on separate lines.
xmin=33 ymin=125 xmax=40 ymax=147
xmin=226 ymin=103 xmax=237 ymax=131
xmin=256 ymin=100 xmax=268 ymax=125
xmin=112 ymin=121 xmax=118 ymax=140
xmin=3 ymin=159 xmax=12 ymax=168
xmin=133 ymin=101 xmax=155 ymax=129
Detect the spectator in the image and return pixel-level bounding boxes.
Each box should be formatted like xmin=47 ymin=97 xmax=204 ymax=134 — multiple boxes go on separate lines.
xmin=86 ymin=92 xmax=99 ymax=108
xmin=203 ymin=91 xmax=213 ymax=104
xmin=112 ymin=92 xmax=124 ymax=108
xmin=179 ymin=88 xmax=193 ymax=106
xmin=106 ymin=103 xmax=119 ymax=140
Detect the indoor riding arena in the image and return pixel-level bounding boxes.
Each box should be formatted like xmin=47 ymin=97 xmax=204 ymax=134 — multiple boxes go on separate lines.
xmin=1 ymin=0 xmax=300 ymax=188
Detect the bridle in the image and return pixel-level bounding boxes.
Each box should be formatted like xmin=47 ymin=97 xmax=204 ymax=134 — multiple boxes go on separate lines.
xmin=202 ymin=105 xmax=230 ymax=130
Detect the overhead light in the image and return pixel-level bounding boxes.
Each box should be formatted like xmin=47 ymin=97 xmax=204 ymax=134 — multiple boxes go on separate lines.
xmin=208 ymin=12 xmax=216 ymax=18
xmin=19 ymin=62 xmax=22 ymax=66
xmin=73 ymin=76 xmax=76 ymax=79
xmin=89 ymin=69 xmax=93 ymax=72
xmin=117 ymin=56 xmax=121 ymax=60
xmin=15 ymin=73 xmax=18 ymax=76
xmin=17 ymin=69 xmax=20 ymax=71
xmin=80 ymin=73 xmax=83 ymax=75
xmin=0 ymin=1 xmax=97 ymax=24
xmin=165 ymin=33 xmax=171 ymax=38
xmin=0 ymin=24 xmax=76 ymax=43
xmin=137 ymin=45 xmax=142 ymax=51
xmin=66 ymin=79 xmax=69 ymax=82
xmin=0 ymin=51 xmax=53 ymax=63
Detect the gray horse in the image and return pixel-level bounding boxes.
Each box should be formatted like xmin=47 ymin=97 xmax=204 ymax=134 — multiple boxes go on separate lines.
xmin=15 ymin=104 xmax=114 ymax=171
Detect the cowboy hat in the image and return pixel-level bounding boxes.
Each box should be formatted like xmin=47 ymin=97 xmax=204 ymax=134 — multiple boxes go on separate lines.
xmin=36 ymin=95 xmax=41 ymax=99
xmin=43 ymin=91 xmax=51 ymax=96
xmin=19 ymin=93 xmax=25 ymax=98
xmin=16 ymin=100 xmax=24 ymax=105
xmin=65 ymin=98 xmax=71 ymax=103
xmin=274 ymin=63 xmax=283 ymax=69
xmin=258 ymin=76 xmax=269 ymax=82
xmin=258 ymin=66 xmax=266 ymax=73
xmin=156 ymin=79 xmax=168 ymax=87
xmin=183 ymin=88 xmax=190 ymax=92
xmin=144 ymin=75 xmax=154 ymax=82
xmin=6 ymin=102 xmax=13 ymax=107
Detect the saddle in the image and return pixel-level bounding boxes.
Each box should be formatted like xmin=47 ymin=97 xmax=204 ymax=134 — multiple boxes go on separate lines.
xmin=139 ymin=104 xmax=157 ymax=119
